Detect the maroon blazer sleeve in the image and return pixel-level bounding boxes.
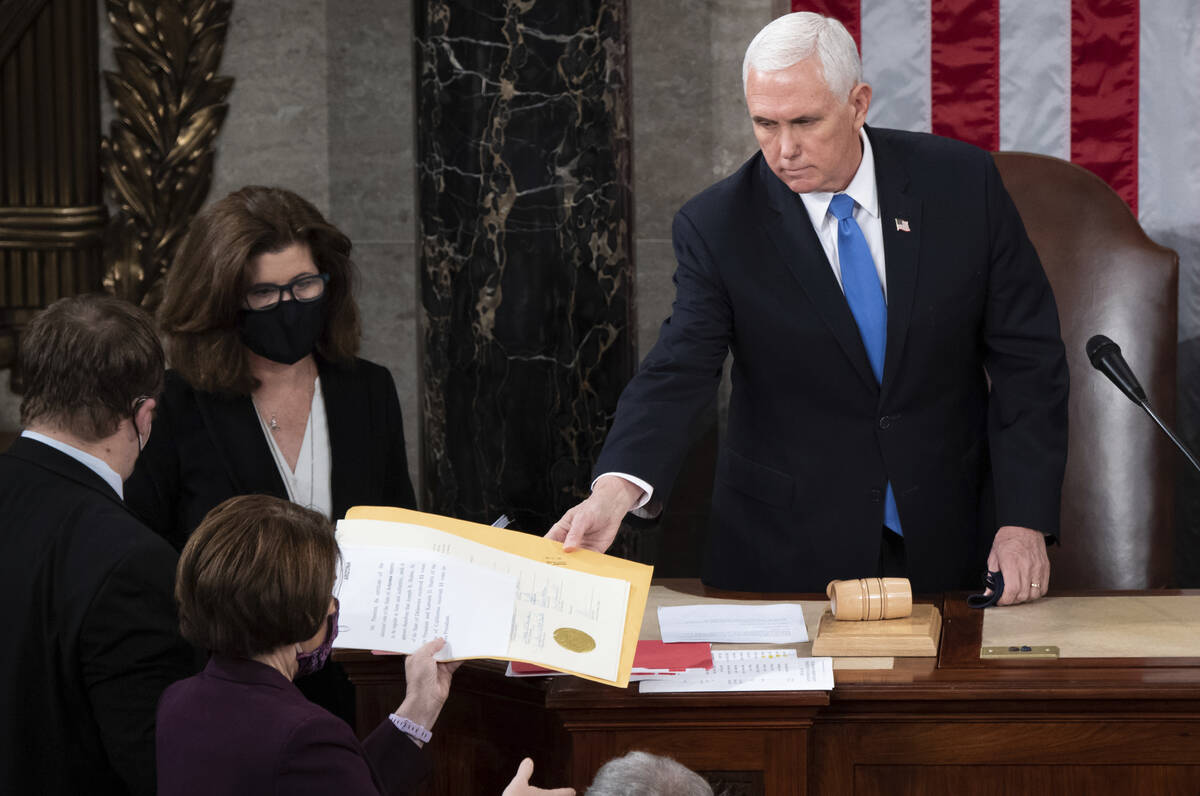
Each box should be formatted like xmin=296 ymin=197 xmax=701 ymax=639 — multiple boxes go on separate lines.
xmin=278 ymin=714 xmax=430 ymax=796
xmin=361 ymin=720 xmax=432 ymax=793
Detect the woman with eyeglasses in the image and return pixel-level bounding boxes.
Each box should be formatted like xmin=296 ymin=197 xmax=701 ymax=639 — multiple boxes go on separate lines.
xmin=125 ymin=185 xmax=416 ymax=722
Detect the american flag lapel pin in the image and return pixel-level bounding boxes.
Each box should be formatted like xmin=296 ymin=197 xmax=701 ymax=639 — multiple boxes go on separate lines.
xmin=894 ymin=218 xmax=911 ymax=232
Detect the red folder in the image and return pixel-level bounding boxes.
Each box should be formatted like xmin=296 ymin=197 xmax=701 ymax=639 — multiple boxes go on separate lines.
xmin=509 ymin=640 xmax=712 ymax=676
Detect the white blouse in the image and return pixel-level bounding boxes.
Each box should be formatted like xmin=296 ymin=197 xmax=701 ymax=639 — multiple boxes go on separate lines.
xmin=255 ymin=377 xmax=333 ymax=519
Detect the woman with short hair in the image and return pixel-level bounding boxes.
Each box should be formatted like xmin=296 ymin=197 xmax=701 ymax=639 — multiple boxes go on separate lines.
xmin=157 ymin=494 xmax=452 ymax=795
xmin=158 ymin=495 xmax=573 ymax=796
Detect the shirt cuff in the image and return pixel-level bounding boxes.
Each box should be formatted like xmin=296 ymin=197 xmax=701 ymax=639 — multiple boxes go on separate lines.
xmin=592 ymin=472 xmax=659 ymax=518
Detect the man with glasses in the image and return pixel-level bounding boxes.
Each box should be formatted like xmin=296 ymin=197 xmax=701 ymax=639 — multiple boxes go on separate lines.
xmin=0 ymin=294 xmax=198 ymax=796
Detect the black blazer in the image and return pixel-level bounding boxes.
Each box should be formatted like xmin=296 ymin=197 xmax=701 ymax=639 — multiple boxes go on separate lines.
xmin=596 ymin=128 xmax=1069 ymax=593
xmin=126 ymin=356 xmax=417 ymax=550
xmin=158 ymin=656 xmax=430 ymax=796
xmin=0 ymin=437 xmax=198 ymax=796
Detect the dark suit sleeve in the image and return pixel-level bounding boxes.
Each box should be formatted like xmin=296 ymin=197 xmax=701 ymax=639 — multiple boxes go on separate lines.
xmin=278 ymin=714 xmax=430 ymax=795
xmin=593 ymin=209 xmax=733 ymax=495
xmin=982 ymin=155 xmax=1070 ymax=538
xmin=79 ymin=536 xmax=197 ymax=796
xmin=377 ymin=366 xmax=417 ymax=510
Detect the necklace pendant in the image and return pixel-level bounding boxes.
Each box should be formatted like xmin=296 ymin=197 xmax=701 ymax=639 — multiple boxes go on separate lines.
xmin=269 ymin=415 xmax=280 ymax=431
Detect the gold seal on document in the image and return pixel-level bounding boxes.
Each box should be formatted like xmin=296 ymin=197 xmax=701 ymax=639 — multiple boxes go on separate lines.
xmin=552 ymin=627 xmax=596 ymax=653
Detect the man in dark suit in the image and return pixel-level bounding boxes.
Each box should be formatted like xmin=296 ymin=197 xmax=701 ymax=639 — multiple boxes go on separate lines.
xmin=548 ymin=12 xmax=1068 ymax=604
xmin=0 ymin=295 xmax=197 ymax=796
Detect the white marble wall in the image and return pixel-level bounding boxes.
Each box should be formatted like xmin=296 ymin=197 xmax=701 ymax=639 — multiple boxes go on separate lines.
xmin=208 ymin=2 xmax=331 ymax=209
xmin=630 ymin=0 xmax=769 ymax=360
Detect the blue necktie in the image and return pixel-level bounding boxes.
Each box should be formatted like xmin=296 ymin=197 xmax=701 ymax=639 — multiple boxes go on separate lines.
xmin=828 ymin=193 xmax=902 ymax=536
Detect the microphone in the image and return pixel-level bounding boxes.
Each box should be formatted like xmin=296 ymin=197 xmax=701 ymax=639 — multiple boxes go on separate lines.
xmin=1085 ymin=335 xmax=1146 ymax=404
xmin=1086 ymin=334 xmax=1200 ymax=475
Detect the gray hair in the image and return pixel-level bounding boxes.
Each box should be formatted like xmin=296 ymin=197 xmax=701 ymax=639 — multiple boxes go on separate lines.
xmin=742 ymin=12 xmax=862 ymax=99
xmin=586 ymin=751 xmax=713 ymax=796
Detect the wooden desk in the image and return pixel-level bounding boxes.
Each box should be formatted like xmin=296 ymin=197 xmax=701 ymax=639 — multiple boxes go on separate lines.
xmin=338 ymin=581 xmax=1200 ymax=795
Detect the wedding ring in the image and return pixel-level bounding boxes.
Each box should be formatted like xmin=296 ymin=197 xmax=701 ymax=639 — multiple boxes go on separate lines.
xmin=1030 ymin=582 xmax=1041 ymax=589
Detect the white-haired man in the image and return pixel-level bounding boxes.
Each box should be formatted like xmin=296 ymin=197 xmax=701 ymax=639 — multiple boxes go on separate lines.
xmin=549 ymin=12 xmax=1068 ymax=605
xmin=586 ymin=751 xmax=711 ymax=796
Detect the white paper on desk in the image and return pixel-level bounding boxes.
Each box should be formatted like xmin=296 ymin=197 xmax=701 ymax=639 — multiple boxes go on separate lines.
xmin=333 ymin=548 xmax=515 ymax=660
xmin=658 ymin=603 xmax=809 ymax=643
xmin=628 ymin=668 xmax=711 ymax=682
xmin=639 ymin=654 xmax=833 ymax=693
xmin=334 ymin=519 xmax=631 ymax=682
xmin=712 ymin=648 xmax=797 ymax=662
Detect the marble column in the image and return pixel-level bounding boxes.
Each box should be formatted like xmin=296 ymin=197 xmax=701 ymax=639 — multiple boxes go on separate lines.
xmin=415 ymin=1 xmax=635 ymax=531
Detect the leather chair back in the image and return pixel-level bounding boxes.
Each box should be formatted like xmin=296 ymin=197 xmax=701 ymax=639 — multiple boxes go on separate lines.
xmin=994 ymin=152 xmax=1179 ymax=588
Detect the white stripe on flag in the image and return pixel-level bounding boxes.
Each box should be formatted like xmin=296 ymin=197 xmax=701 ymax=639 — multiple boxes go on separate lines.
xmin=1139 ymin=0 xmax=1200 ymax=340
xmin=998 ymin=0 xmax=1070 ymax=157
xmin=862 ymin=0 xmax=931 ymax=133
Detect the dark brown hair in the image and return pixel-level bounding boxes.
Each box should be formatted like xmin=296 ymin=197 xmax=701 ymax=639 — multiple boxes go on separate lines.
xmin=175 ymin=494 xmax=339 ymax=658
xmin=158 ymin=186 xmax=361 ymax=394
xmin=19 ymin=294 xmax=164 ymax=440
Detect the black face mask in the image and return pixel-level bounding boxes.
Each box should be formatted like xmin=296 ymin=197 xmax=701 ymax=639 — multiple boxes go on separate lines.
xmin=237 ymin=296 xmax=326 ymax=365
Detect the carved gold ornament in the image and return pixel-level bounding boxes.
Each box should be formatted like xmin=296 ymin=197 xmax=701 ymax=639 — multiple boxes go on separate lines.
xmin=100 ymin=0 xmax=234 ymax=308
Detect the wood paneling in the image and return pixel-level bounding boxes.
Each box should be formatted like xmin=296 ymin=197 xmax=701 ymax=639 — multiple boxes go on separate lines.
xmin=341 ymin=584 xmax=1200 ymax=795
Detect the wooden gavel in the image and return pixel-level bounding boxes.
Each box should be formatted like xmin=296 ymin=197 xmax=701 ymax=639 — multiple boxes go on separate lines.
xmin=826 ymin=577 xmax=912 ymax=621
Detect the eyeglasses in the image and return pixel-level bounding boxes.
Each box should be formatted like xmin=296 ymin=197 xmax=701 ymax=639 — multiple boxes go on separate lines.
xmin=244 ymin=273 xmax=330 ymax=311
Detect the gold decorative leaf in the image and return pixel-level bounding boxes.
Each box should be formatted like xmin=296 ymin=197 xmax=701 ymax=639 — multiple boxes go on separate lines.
xmin=113 ymin=47 xmax=157 ymax=103
xmin=181 ymin=75 xmax=232 ymax=119
xmin=188 ymin=27 xmax=227 ymax=86
xmin=163 ymin=103 xmax=227 ymax=171
xmin=103 ymin=72 xmax=161 ymax=152
xmin=126 ymin=1 xmax=159 ymax=48
xmin=155 ymin=0 xmax=190 ymax=79
xmin=108 ymin=5 xmax=168 ymax=73
xmin=101 ymin=0 xmax=234 ymax=308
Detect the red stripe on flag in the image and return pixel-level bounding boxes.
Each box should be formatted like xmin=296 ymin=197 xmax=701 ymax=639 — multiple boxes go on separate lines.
xmin=930 ymin=0 xmax=1000 ymax=151
xmin=790 ymin=0 xmax=861 ymax=51
xmin=1071 ymin=0 xmax=1139 ymax=213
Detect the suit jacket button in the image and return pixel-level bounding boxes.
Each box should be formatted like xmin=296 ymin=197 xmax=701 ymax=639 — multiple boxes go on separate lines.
xmin=878 ymin=416 xmax=891 ymax=430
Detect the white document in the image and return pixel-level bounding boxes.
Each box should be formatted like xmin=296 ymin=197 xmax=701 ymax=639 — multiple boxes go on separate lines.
xmin=639 ymin=651 xmax=833 ymax=693
xmin=333 ymin=518 xmax=631 ymax=683
xmin=711 ymin=648 xmax=798 ymax=662
xmin=658 ymin=603 xmax=809 ymax=644
xmin=333 ymin=548 xmax=514 ymax=660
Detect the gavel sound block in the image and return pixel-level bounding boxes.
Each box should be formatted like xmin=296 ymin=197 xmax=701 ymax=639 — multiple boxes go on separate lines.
xmin=810 ymin=578 xmax=941 ymax=657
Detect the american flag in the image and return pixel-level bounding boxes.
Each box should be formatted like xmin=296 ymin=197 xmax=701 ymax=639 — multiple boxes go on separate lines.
xmin=790 ymin=0 xmax=1197 ymax=349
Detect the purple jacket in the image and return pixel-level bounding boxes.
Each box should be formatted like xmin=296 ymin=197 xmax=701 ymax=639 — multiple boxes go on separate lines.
xmin=157 ymin=656 xmax=430 ymax=795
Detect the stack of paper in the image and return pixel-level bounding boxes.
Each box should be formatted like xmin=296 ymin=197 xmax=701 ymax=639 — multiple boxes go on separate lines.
xmin=639 ymin=649 xmax=834 ymax=693
xmin=658 ymin=603 xmax=809 ymax=643
xmin=331 ymin=507 xmax=653 ymax=688
xmin=637 ymin=602 xmax=832 ymax=692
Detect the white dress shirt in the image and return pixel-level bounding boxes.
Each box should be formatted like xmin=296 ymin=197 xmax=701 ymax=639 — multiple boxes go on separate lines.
xmin=21 ymin=429 xmax=126 ymax=499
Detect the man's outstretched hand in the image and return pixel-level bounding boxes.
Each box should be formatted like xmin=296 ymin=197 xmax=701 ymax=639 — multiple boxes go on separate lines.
xmin=545 ymin=475 xmax=642 ymax=553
